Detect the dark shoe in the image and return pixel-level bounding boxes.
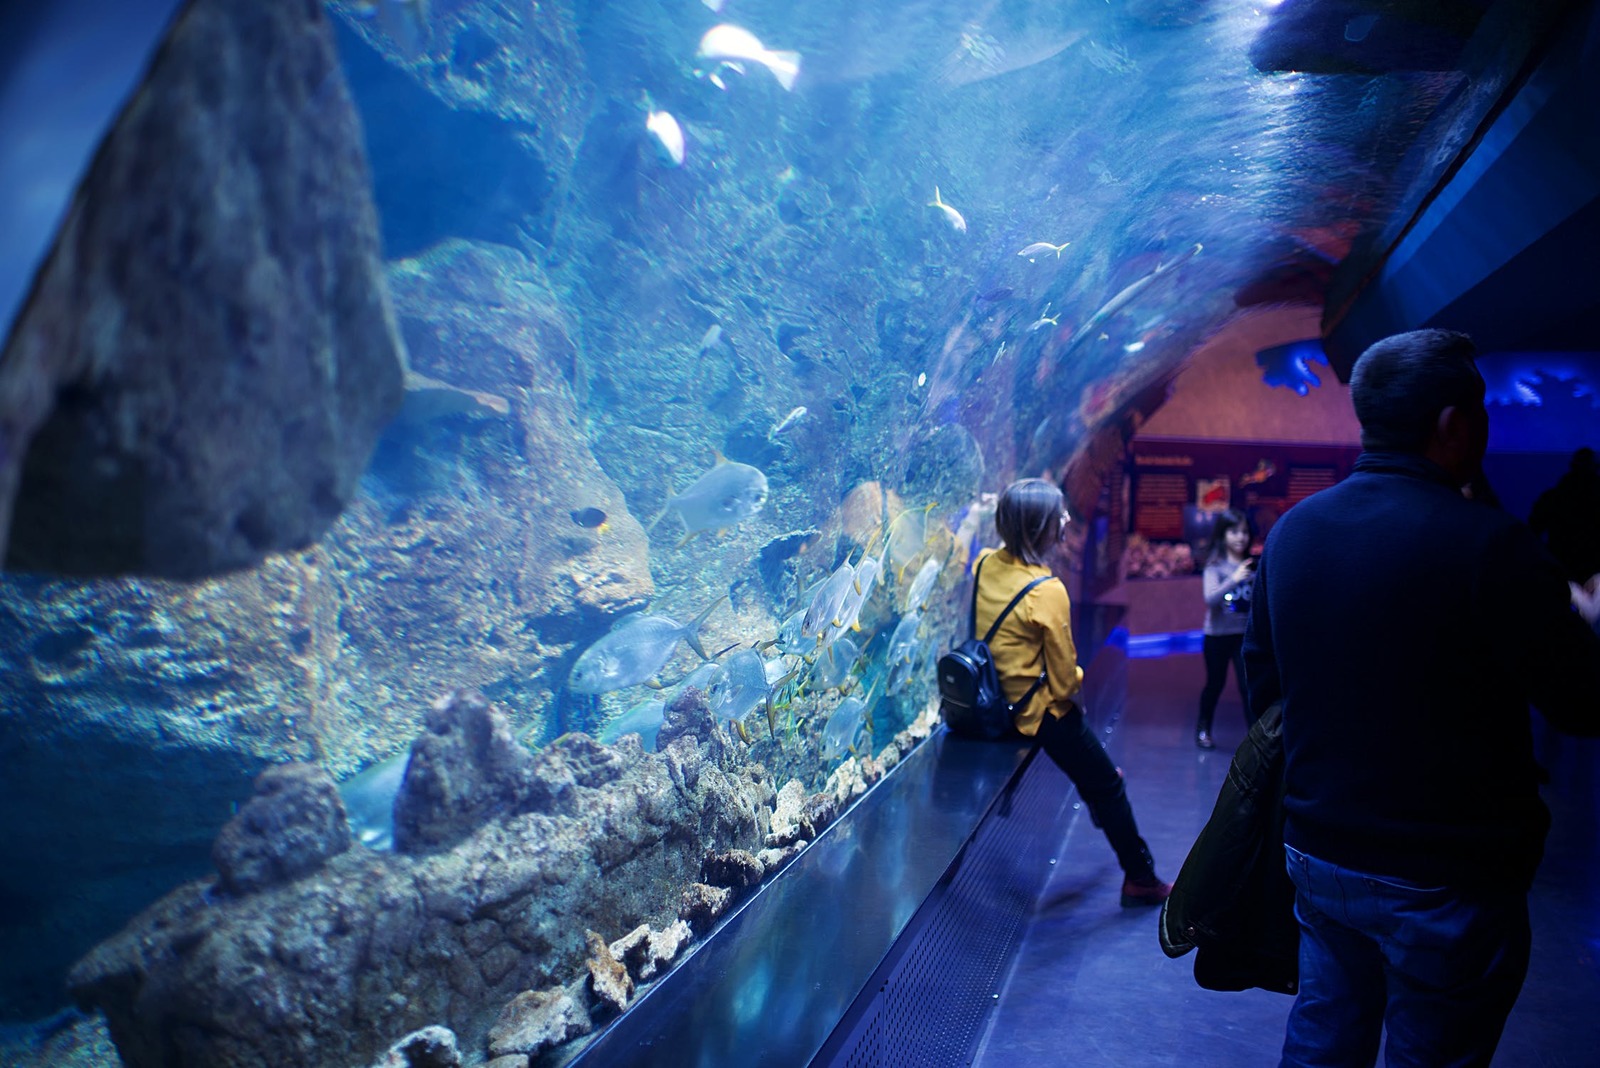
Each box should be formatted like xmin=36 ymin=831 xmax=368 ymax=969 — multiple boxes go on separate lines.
xmin=1121 ymin=874 xmax=1173 ymax=908
xmin=1195 ymin=730 xmax=1216 ymax=750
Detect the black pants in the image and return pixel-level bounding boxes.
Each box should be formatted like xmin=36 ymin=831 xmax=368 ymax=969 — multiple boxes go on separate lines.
xmin=1198 ymin=632 xmax=1250 ymax=734
xmin=1033 ymin=705 xmax=1157 ymax=881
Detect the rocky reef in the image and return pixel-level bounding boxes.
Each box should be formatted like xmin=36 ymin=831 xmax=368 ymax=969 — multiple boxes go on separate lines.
xmin=66 ymin=689 xmax=783 ymax=1067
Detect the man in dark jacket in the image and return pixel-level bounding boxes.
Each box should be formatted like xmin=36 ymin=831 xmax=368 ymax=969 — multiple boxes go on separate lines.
xmin=1242 ymin=329 xmax=1600 ymax=1068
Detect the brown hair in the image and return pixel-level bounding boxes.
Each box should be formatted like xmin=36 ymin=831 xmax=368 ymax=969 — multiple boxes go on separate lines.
xmin=995 ymin=478 xmax=1065 ymax=566
xmin=1205 ymin=508 xmax=1250 ymax=565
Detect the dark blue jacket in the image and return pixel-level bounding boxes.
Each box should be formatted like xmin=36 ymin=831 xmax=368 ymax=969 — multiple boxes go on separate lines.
xmin=1243 ymin=451 xmax=1600 ymax=892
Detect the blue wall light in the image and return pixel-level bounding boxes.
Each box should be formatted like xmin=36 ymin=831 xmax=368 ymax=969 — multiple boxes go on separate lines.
xmin=1478 ymin=351 xmax=1599 ymax=453
xmin=1256 ymin=339 xmax=1329 ymax=395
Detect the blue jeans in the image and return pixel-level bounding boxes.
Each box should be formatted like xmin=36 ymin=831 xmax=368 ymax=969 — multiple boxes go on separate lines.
xmin=1280 ymin=845 xmax=1531 ymax=1068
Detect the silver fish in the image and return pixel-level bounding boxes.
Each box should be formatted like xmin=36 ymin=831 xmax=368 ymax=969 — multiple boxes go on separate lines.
xmin=929 ymin=186 xmax=967 ymax=233
xmin=599 ymin=698 xmax=667 ymax=750
xmin=568 ymin=598 xmax=722 ymax=693
xmin=663 ymin=459 xmax=768 ymax=535
xmin=825 ymin=555 xmax=881 ymax=643
xmin=803 ymin=560 xmax=857 ymax=638
xmin=904 ymin=558 xmax=941 ymax=613
xmin=775 ymin=608 xmax=810 ymax=655
xmin=1062 ymin=243 xmax=1202 ymax=353
xmin=698 ymin=24 xmax=801 ymax=91
xmin=821 ymin=696 xmax=868 ymax=759
xmin=768 ymin=405 xmax=808 ymax=440
xmin=646 ymin=108 xmax=685 ymax=166
xmin=709 ymin=648 xmax=772 ymax=722
xmin=1017 ymin=241 xmax=1069 ymax=260
xmin=338 ymin=752 xmax=409 ymax=851
xmin=885 ymin=611 xmax=923 ymax=695
xmin=812 ymin=637 xmax=860 ymax=691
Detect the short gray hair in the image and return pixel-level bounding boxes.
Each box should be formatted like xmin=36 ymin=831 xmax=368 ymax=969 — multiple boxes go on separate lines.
xmin=1350 ymin=329 xmax=1484 ymax=453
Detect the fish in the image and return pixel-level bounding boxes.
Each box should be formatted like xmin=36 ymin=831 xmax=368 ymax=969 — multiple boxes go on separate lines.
xmin=646 ymin=107 xmax=685 ymax=167
xmin=1017 ymin=241 xmax=1070 ymax=261
xmin=928 ymin=186 xmax=967 ymax=233
xmin=338 ymin=752 xmax=410 ymax=851
xmin=1062 ymin=243 xmax=1203 ymax=354
xmin=697 ymin=24 xmax=801 ymax=91
xmin=803 ymin=559 xmax=858 ymax=638
xmin=823 ymin=552 xmax=882 ymax=645
xmin=568 ymin=597 xmax=725 ymax=693
xmin=599 ymin=698 xmax=667 ymax=751
xmin=708 ymin=648 xmax=774 ymax=723
xmin=659 ymin=456 xmax=769 ymax=536
xmin=774 ymin=609 xmax=809 ymax=655
xmin=812 ymin=636 xmax=860 ymax=691
xmin=820 ymin=695 xmax=868 ymax=759
xmin=1028 ymin=302 xmax=1061 ymax=332
xmin=702 ymin=61 xmax=746 ymax=91
xmin=698 ymin=324 xmax=724 ymax=352
xmin=884 ymin=611 xmax=923 ymax=695
xmin=904 ymin=557 xmax=941 ymax=613
xmin=886 ymin=504 xmax=937 ymax=572
xmin=570 ymin=507 xmax=609 ymax=529
xmin=768 ymin=406 xmax=808 ymax=440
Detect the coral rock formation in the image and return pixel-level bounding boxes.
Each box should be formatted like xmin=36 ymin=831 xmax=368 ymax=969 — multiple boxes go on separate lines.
xmin=67 ymin=691 xmax=768 ymax=1067
xmin=371 ymin=1026 xmax=462 ymax=1068
xmin=212 ymin=763 xmax=351 ymax=895
xmin=485 ymin=987 xmax=590 ymax=1062
xmin=393 ymin=690 xmax=536 ymax=854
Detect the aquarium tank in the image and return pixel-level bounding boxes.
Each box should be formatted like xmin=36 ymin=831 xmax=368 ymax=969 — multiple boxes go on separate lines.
xmin=0 ymin=0 xmax=1571 ymax=1064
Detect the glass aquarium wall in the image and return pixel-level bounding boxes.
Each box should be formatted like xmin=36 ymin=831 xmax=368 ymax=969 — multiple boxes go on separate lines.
xmin=0 ymin=0 xmax=1569 ymax=1064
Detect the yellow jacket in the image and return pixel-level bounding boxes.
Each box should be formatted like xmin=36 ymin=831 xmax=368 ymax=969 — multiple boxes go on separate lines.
xmin=973 ymin=547 xmax=1084 ymax=736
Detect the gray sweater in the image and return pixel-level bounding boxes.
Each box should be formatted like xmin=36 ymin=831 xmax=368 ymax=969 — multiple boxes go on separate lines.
xmin=1202 ymin=559 xmax=1252 ymax=636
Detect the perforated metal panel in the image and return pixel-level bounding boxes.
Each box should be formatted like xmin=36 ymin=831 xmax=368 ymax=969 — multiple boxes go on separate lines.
xmin=816 ymin=746 xmax=1078 ymax=1068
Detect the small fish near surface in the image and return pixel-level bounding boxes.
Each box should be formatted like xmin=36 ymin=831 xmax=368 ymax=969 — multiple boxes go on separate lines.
xmin=1062 ymin=243 xmax=1203 ymax=354
xmin=768 ymin=405 xmax=808 ymax=441
xmin=1017 ymin=241 xmax=1070 ymax=261
xmin=698 ymin=24 xmax=802 ymax=91
xmin=928 ymin=186 xmax=968 ymax=234
xmin=568 ymin=597 xmax=725 ymax=693
xmin=657 ymin=455 xmax=769 ymax=537
xmin=645 ymin=105 xmax=686 ymax=167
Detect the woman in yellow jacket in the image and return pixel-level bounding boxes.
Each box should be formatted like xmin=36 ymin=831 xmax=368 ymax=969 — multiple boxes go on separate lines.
xmin=976 ymin=478 xmax=1172 ymax=907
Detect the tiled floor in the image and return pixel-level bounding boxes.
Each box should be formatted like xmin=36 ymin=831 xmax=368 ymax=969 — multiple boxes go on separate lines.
xmin=973 ymin=653 xmax=1600 ymax=1068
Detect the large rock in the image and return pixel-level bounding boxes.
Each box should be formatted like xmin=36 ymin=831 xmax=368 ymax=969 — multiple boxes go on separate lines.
xmin=393 ymin=691 xmax=535 ymax=854
xmin=0 ymin=0 xmax=403 ymax=578
xmin=212 ymin=763 xmax=351 ymax=896
xmin=67 ymin=693 xmax=770 ymax=1068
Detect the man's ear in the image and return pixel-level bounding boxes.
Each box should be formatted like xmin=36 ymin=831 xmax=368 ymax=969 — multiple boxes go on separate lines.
xmin=1431 ymin=404 xmax=1486 ymax=481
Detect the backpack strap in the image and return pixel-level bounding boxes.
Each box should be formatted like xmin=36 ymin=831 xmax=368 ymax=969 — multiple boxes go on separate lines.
xmin=972 ymin=553 xmax=1058 ymax=713
xmin=981 ymin=572 xmax=1055 ymax=644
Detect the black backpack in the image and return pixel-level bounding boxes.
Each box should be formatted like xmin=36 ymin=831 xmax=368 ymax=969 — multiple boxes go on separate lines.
xmin=937 ymin=555 xmax=1054 ymax=740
